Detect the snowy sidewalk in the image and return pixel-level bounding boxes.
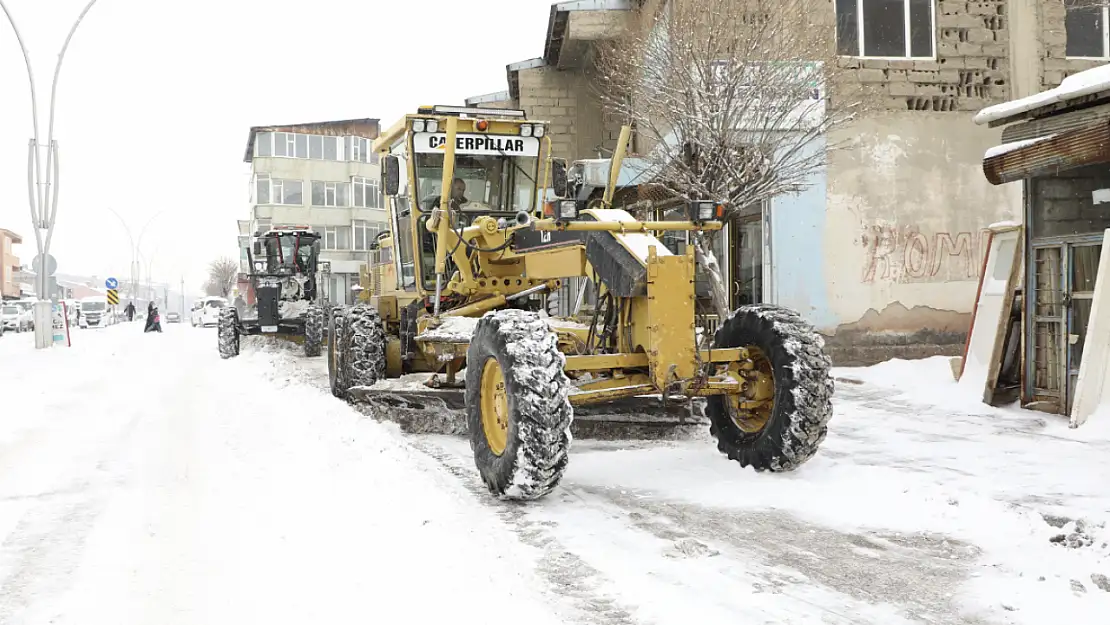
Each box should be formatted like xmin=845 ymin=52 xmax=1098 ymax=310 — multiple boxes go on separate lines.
xmin=0 ymin=325 xmax=572 ymax=625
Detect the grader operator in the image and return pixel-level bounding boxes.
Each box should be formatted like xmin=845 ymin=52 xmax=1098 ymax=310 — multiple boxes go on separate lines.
xmin=327 ymin=104 xmax=834 ymax=501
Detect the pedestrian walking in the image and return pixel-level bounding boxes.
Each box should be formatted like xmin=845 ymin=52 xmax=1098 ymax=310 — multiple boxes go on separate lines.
xmin=144 ymin=302 xmax=163 ymax=333
xmin=124 ymin=301 xmax=136 ymax=322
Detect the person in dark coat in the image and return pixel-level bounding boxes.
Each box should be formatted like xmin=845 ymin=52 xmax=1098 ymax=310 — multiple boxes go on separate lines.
xmin=144 ymin=302 xmax=162 ymax=333
xmin=124 ymin=301 xmax=136 ymax=322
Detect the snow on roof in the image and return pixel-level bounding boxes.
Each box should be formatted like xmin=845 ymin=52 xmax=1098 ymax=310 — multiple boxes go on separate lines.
xmin=983 ymin=133 xmax=1058 ymax=160
xmin=975 ymin=63 xmax=1110 ymax=126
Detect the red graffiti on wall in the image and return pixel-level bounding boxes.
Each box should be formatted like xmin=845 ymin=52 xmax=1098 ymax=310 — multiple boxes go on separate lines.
xmin=860 ymin=225 xmax=993 ymax=283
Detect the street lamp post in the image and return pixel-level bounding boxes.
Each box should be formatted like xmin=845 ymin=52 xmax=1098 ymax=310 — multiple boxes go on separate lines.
xmin=1 ymin=0 xmax=102 ymax=349
xmin=104 ymin=207 xmax=139 ymax=301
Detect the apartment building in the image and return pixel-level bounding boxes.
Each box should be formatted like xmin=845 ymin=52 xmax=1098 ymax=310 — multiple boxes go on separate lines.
xmin=1 ymin=229 xmax=22 ymax=300
xmin=465 ymin=0 xmax=1108 ymax=364
xmin=242 ymin=118 xmax=387 ymax=305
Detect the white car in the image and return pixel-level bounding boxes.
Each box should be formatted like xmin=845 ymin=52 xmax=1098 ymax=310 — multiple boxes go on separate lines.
xmin=77 ymin=297 xmax=115 ymax=329
xmin=1 ymin=305 xmax=29 ymax=333
xmin=191 ymin=296 xmax=228 ymax=327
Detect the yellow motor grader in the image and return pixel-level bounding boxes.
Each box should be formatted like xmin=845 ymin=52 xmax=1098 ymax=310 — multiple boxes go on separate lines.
xmin=327 ymin=104 xmax=833 ymax=500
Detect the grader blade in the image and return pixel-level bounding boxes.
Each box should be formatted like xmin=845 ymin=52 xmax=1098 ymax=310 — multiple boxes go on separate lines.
xmin=345 ymin=384 xmax=708 ymax=440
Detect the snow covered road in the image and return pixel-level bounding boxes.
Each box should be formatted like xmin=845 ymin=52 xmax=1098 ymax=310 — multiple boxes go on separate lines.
xmin=0 ymin=325 xmax=570 ymax=625
xmin=2 ymin=324 xmax=1109 ymax=625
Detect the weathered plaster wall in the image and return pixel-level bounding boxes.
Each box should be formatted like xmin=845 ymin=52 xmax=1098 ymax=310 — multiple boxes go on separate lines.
xmin=823 ymin=113 xmax=1016 ymax=364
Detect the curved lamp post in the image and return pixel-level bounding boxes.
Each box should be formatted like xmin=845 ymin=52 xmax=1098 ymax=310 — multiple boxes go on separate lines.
xmin=1 ymin=0 xmax=102 ymax=348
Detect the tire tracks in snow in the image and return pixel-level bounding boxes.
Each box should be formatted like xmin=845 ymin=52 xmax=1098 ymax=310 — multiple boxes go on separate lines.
xmin=411 ymin=436 xmax=989 ymax=625
xmin=407 ymin=439 xmax=643 ymax=625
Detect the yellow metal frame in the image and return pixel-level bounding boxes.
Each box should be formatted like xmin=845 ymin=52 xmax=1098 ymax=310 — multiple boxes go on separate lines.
xmin=363 ymin=111 xmax=770 ymax=419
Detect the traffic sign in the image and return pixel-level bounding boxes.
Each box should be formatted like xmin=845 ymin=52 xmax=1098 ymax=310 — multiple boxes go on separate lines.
xmin=32 ymin=254 xmax=57 ymax=276
xmin=107 ymin=289 xmax=120 ymax=306
xmin=105 ymin=277 xmax=118 ymax=289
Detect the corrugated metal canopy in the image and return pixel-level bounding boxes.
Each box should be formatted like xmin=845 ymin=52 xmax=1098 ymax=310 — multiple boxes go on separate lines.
xmin=983 ymin=120 xmax=1110 ymax=186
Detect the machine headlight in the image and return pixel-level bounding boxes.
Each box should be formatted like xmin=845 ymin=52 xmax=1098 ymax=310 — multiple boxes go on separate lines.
xmin=520 ymin=124 xmax=533 ymax=137
xmin=254 ymin=261 xmax=266 ymax=271
xmin=534 ymin=124 xmax=545 ymax=137
xmin=412 ymin=119 xmax=426 ymax=132
xmin=688 ymin=200 xmax=722 ymax=224
xmin=558 ymin=200 xmax=579 ymax=220
xmin=425 ymin=119 xmax=438 ymax=133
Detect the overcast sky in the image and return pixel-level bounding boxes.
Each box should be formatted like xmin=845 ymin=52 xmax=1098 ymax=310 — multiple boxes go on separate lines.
xmin=0 ymin=0 xmax=555 ymax=294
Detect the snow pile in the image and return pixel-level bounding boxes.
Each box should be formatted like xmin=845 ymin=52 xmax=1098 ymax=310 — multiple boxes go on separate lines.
xmin=279 ymin=300 xmax=311 ymax=319
xmin=415 ymin=315 xmax=479 ymax=343
xmin=975 ymin=62 xmax=1110 ymax=125
xmin=589 ymin=207 xmax=674 ymax=263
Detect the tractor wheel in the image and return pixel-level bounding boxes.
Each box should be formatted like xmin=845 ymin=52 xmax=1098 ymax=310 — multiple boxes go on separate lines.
xmin=328 ymin=307 xmax=350 ymax=398
xmin=334 ymin=305 xmax=385 ymax=398
xmin=217 ymin=307 xmax=240 ymax=359
xmin=304 ymin=304 xmax=324 ymax=357
xmin=466 ymin=309 xmax=573 ymax=501
xmin=707 ymin=304 xmax=834 ymax=472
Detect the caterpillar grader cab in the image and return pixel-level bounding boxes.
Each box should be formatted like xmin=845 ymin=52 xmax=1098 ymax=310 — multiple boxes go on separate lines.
xmin=328 ymin=104 xmax=834 ymax=501
xmin=218 ymin=225 xmax=325 ymax=359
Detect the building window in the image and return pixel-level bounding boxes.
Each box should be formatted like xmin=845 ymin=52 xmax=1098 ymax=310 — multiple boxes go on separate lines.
xmin=255 ymin=174 xmax=270 ymax=204
xmin=323 ymin=226 xmax=352 ymax=250
xmin=256 ymin=132 xmax=273 ymax=157
xmin=311 ymin=181 xmax=350 ymax=207
xmin=271 ymin=178 xmax=303 ymax=205
xmin=352 ymin=220 xmax=382 ymax=251
xmin=835 ymin=0 xmax=934 ymax=59
xmin=352 ymin=176 xmax=381 ymax=208
xmin=308 ymin=135 xmax=342 ymax=160
xmin=1066 ymin=0 xmax=1109 ymax=59
xmin=346 ymin=136 xmax=375 ymax=163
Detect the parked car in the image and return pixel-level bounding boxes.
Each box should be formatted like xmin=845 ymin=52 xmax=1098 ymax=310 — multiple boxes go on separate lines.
xmin=165 ymin=311 xmax=181 ymax=323
xmin=77 ymin=296 xmax=116 ymax=329
xmin=1 ymin=304 xmax=31 ymax=332
xmin=190 ymin=296 xmax=227 ymax=327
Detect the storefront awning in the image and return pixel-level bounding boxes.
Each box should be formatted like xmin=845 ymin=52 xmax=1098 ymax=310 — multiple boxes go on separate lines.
xmin=982 ymin=119 xmax=1110 ymax=185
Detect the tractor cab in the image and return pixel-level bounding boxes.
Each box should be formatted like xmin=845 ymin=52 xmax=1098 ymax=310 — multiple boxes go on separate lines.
xmin=249 ymin=225 xmax=321 ymax=278
xmin=375 ymin=105 xmax=547 ymax=295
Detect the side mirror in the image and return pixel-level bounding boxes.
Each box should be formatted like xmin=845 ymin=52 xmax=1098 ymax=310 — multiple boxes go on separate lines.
xmin=382 ymin=155 xmax=400 ymax=196
xmin=551 ymin=158 xmax=569 ymax=198
xmin=252 ymin=241 xmax=262 ymax=256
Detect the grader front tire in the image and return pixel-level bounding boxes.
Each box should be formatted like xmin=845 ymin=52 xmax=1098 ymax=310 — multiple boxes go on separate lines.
xmin=327 ymin=308 xmax=348 ymax=398
xmin=707 ymin=304 xmax=834 ymax=472
xmin=466 ymin=310 xmax=573 ymax=501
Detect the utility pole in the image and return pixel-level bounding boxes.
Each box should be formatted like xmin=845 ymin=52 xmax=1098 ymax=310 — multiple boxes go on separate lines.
xmin=180 ymin=275 xmax=185 ymax=314
xmin=1 ymin=0 xmax=102 ymax=349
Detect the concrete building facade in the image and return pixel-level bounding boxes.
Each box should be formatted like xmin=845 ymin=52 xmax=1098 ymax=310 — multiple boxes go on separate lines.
xmin=465 ymin=0 xmax=1109 ymax=364
xmin=242 ymin=119 xmax=388 ymax=305
xmin=1 ymin=229 xmax=23 ymax=300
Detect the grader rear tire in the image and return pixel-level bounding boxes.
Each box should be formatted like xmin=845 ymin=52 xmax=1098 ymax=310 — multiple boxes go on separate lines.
xmin=217 ymin=307 xmax=240 ymax=360
xmin=334 ymin=305 xmax=385 ymax=398
xmin=466 ymin=310 xmax=573 ymax=501
xmin=707 ymin=304 xmax=833 ymax=471
xmin=328 ymin=308 xmax=348 ymax=398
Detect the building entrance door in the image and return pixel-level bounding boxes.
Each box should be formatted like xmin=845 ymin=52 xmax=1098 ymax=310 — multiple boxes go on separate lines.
xmin=1027 ymin=241 xmax=1102 ymax=413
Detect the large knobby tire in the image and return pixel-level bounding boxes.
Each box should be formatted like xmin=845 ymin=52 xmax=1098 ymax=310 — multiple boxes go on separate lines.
xmin=328 ymin=307 xmax=349 ymax=398
xmin=466 ymin=309 xmax=573 ymax=501
xmin=707 ymin=304 xmax=833 ymax=471
xmin=217 ymin=307 xmax=240 ymax=360
xmin=304 ymin=304 xmax=324 ymax=357
xmin=335 ymin=305 xmax=386 ymax=398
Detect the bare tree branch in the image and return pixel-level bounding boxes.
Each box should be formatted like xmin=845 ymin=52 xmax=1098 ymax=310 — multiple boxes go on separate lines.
xmin=593 ymin=0 xmax=875 ymax=317
xmin=205 ymin=257 xmax=238 ymax=298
